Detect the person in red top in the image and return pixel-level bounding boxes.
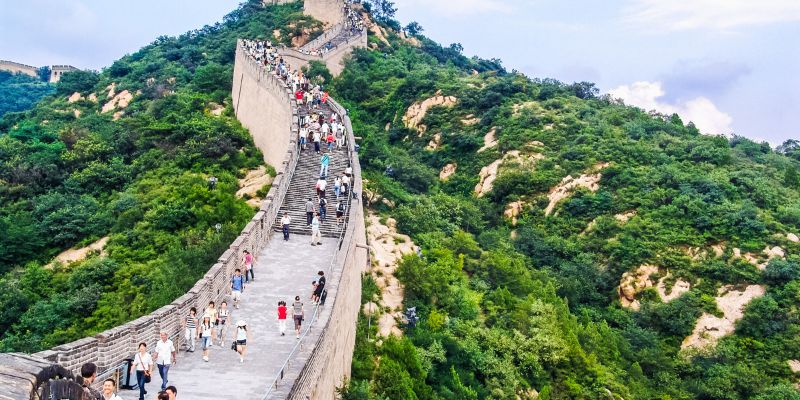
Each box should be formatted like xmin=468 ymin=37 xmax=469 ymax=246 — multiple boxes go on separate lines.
xmin=326 ymin=132 xmax=335 ymax=151
xmin=295 ymin=90 xmax=304 ymax=105
xmin=277 ymin=301 xmax=288 ymax=336
xmin=321 ymin=91 xmax=329 ymax=104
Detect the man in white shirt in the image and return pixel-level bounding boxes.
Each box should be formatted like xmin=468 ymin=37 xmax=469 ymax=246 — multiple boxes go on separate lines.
xmin=153 ymin=332 xmax=176 ymax=391
xmin=281 ymin=212 xmax=291 ymax=241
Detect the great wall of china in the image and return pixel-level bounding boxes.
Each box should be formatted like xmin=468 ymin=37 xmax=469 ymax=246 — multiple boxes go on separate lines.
xmin=0 ymin=1 xmax=369 ymax=398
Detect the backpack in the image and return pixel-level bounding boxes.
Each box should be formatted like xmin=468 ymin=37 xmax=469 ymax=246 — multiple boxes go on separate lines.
xmin=337 ymin=203 xmax=345 ymax=212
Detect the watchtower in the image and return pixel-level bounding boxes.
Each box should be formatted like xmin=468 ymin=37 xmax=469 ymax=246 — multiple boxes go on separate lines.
xmin=50 ymin=65 xmax=78 ymax=83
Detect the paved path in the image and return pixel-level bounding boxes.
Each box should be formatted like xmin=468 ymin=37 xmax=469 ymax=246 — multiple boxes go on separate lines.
xmin=132 ymin=234 xmax=337 ymax=399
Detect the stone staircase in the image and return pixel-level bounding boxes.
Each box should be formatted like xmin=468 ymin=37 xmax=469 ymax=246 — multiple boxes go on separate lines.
xmin=273 ymin=105 xmax=352 ymax=238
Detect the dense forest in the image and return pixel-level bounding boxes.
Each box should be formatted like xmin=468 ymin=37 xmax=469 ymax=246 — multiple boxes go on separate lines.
xmin=330 ymin=5 xmax=800 ymax=400
xmin=2 ymin=0 xmax=800 ymax=398
xmin=0 ymin=2 xmax=322 ymax=352
xmin=0 ymin=70 xmax=53 ymax=117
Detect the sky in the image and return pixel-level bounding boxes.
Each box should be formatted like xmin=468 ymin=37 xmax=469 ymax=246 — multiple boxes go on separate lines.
xmin=1 ymin=0 xmax=798 ymax=145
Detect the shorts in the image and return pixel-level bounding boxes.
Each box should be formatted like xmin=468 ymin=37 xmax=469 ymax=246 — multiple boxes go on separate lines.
xmin=294 ymin=315 xmax=303 ymax=329
xmin=232 ymin=290 xmax=242 ymax=301
xmin=336 ymin=211 xmax=343 ymax=218
xmin=201 ymin=336 xmax=212 ymax=349
xmin=314 ymin=286 xmax=324 ymax=296
xmin=236 ymin=340 xmax=247 ymax=346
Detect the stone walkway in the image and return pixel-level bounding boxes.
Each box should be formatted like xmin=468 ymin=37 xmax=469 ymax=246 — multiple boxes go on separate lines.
xmin=127 ymin=233 xmax=337 ymax=400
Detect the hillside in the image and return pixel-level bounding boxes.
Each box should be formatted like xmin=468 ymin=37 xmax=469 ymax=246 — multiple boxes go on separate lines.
xmin=0 ymin=1 xmax=323 ymax=352
xmin=331 ymin=10 xmax=800 ymax=400
xmin=0 ymin=70 xmax=53 ymax=117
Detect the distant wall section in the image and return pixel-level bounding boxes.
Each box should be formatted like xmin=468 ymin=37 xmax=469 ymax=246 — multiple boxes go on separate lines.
xmin=232 ymin=41 xmax=297 ymax=169
xmin=304 ymin=0 xmax=344 ymax=26
xmin=0 ymin=60 xmax=38 ymax=78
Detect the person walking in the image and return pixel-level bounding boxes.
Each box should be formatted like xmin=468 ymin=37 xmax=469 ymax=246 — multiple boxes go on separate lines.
xmin=217 ymin=301 xmax=229 ymax=346
xmin=281 ymin=212 xmax=291 ymax=241
xmin=336 ymin=201 xmax=346 ymax=225
xmin=341 ymin=174 xmax=350 ymax=196
xmin=199 ymin=315 xmax=213 ymax=362
xmin=235 ymin=320 xmax=252 ymax=363
xmin=310 ymin=213 xmax=322 ymax=246
xmin=277 ymin=300 xmax=288 ymax=336
xmin=335 ymin=124 xmax=344 ymax=148
xmin=312 ymin=271 xmax=326 ymax=304
xmin=320 ymin=152 xmax=330 ymax=178
xmin=334 ymin=177 xmax=342 ymax=198
xmin=312 ymin=129 xmax=321 ymax=154
xmin=101 ymin=378 xmax=124 ymax=400
xmin=203 ymin=301 xmax=218 ymax=342
xmin=326 ymin=131 xmax=335 ymax=151
xmin=131 ymin=342 xmax=152 ymax=400
xmin=231 ymin=269 xmax=244 ymax=309
xmin=243 ymin=250 xmax=254 ymax=283
xmin=292 ymin=296 xmax=304 ymax=339
xmin=319 ymin=196 xmax=327 ymax=222
xmin=316 ymin=177 xmax=327 ymax=199
xmin=182 ymin=307 xmax=198 ymax=352
xmin=305 ymin=198 xmax=315 ymax=227
xmin=153 ymin=332 xmax=176 ymax=391
xmin=299 ymin=125 xmax=308 ymax=151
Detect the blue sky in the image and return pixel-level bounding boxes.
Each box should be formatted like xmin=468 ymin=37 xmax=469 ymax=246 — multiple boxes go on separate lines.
xmin=1 ymin=0 xmax=797 ymax=145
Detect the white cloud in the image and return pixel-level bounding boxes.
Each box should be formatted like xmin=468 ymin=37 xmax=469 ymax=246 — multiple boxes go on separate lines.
xmin=395 ymin=0 xmax=511 ymax=17
xmin=609 ymin=81 xmax=733 ymax=136
xmin=625 ymin=0 xmax=800 ymax=31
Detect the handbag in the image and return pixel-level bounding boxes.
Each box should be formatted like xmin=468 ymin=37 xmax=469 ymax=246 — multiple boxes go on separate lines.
xmin=137 ymin=354 xmax=152 ymax=383
xmin=231 ymin=341 xmax=237 ymax=351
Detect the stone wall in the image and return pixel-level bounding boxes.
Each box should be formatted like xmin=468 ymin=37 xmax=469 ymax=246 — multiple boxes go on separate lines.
xmin=304 ymin=0 xmax=345 ymax=26
xmin=278 ymin=29 xmax=367 ymax=77
xmin=232 ymin=42 xmax=298 ymax=168
xmin=50 ymin=65 xmax=78 ymax=83
xmin=0 ymin=60 xmax=39 ymax=78
xmin=286 ymin=98 xmax=367 ymax=400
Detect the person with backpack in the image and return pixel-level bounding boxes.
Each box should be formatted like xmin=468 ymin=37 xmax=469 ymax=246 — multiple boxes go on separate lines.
xmin=341 ymin=174 xmax=350 ymax=196
xmin=319 ymin=197 xmax=327 ymax=222
xmin=305 ymin=198 xmax=315 ymax=227
xmin=277 ymin=300 xmax=288 ymax=336
xmin=312 ymin=129 xmax=322 ymax=154
xmin=336 ymin=201 xmax=346 ymax=225
xmin=292 ymin=296 xmax=304 ymax=339
xmin=326 ymin=131 xmax=335 ymax=151
xmin=320 ymin=153 xmax=330 ymax=178
xmin=231 ymin=269 xmax=244 ymax=309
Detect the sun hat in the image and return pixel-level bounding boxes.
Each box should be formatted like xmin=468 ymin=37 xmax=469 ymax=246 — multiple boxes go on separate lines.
xmin=237 ymin=320 xmax=247 ymax=327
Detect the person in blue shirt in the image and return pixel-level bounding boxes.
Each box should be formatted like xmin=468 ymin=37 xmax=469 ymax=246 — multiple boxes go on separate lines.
xmin=231 ymin=269 xmax=244 ymax=309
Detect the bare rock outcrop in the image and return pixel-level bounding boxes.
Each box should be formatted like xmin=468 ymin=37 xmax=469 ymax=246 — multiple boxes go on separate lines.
xmin=461 ymin=114 xmax=480 ymax=126
xmin=619 ymin=264 xmax=659 ymax=310
xmin=67 ymin=92 xmax=83 ymax=103
xmin=49 ymin=236 xmax=109 ymax=267
xmin=367 ymin=213 xmax=417 ymax=337
xmin=402 ymin=93 xmax=457 ymax=133
xmin=102 ymin=90 xmax=133 ymax=113
xmin=439 ymin=163 xmax=456 ymax=180
xmin=475 ymin=151 xmax=543 ymax=197
xmin=681 ymin=285 xmax=766 ymax=350
xmin=504 ymin=201 xmax=525 ymax=226
xmin=236 ymin=166 xmax=273 ymax=207
xmin=477 ymin=127 xmax=497 ymax=153
xmin=545 ymin=163 xmax=609 ymax=216
xmin=656 ymin=274 xmax=691 ymax=302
